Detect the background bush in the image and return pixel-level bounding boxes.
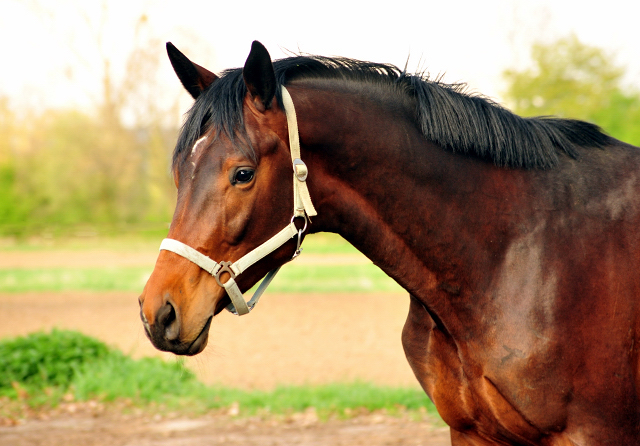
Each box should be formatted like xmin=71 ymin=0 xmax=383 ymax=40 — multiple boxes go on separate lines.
xmin=0 ymin=329 xmax=110 ymax=392
xmin=0 ymin=104 xmax=177 ymax=237
xmin=0 ymin=330 xmax=203 ymax=404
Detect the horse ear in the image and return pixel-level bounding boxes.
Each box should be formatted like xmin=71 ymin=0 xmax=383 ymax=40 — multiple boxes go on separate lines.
xmin=166 ymin=42 xmax=217 ymax=99
xmin=243 ymin=41 xmax=276 ymax=112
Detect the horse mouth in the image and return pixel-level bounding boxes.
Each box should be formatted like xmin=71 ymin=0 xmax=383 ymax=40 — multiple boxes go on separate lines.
xmin=185 ymin=316 xmax=213 ymax=356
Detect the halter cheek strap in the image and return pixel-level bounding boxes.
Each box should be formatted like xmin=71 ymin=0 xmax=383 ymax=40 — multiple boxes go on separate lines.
xmin=281 ymin=86 xmax=316 ymax=218
xmin=159 ymin=86 xmax=316 ymax=315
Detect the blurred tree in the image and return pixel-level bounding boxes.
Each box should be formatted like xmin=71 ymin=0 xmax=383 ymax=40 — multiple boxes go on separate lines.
xmin=0 ymin=97 xmax=12 ymax=164
xmin=0 ymin=7 xmax=180 ymax=236
xmin=503 ymin=35 xmax=640 ymax=146
xmin=0 ymin=97 xmax=23 ymax=228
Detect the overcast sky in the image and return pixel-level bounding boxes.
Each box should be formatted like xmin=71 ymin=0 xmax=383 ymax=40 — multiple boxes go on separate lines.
xmin=2 ymin=0 xmax=638 ymax=114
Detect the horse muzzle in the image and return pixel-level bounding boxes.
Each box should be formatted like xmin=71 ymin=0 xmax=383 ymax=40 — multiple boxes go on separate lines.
xmin=138 ymin=293 xmax=215 ymax=356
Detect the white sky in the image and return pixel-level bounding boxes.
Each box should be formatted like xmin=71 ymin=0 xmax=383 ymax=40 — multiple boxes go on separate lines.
xmin=2 ymin=0 xmax=639 ymax=114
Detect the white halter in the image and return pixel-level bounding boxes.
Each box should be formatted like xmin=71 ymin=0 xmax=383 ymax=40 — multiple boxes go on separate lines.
xmin=159 ymin=86 xmax=316 ymax=315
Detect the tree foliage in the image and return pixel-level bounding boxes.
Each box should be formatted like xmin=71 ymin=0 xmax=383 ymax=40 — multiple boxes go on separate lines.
xmin=0 ymin=39 xmax=178 ymax=237
xmin=0 ymin=105 xmax=177 ymax=236
xmin=503 ymin=35 xmax=640 ymax=146
xmin=0 ymin=9 xmax=185 ymax=237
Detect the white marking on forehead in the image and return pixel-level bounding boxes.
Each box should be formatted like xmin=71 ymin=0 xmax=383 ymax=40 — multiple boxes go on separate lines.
xmin=191 ymin=136 xmax=208 ymax=156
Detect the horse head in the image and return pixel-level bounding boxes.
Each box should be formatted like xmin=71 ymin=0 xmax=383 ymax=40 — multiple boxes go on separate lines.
xmin=139 ymin=41 xmax=310 ymax=355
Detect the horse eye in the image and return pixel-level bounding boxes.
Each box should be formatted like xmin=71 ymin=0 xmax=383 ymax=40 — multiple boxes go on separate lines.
xmin=232 ymin=168 xmax=255 ymax=185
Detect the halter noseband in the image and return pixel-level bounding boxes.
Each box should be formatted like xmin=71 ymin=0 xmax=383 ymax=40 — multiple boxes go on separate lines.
xmin=159 ymin=86 xmax=317 ymax=315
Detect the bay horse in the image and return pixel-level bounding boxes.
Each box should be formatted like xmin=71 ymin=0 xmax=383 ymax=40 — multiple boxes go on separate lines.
xmin=139 ymin=41 xmax=640 ymax=445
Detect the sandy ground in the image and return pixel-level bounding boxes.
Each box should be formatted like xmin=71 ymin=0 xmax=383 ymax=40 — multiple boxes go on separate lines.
xmin=0 ymin=291 xmax=420 ymax=389
xmin=0 ymin=249 xmax=451 ymax=445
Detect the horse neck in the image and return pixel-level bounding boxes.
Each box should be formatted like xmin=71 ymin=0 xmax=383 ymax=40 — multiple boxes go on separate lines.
xmin=293 ymin=82 xmax=535 ymax=301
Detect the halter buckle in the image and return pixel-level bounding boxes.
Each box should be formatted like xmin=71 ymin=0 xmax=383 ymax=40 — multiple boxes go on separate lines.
xmin=214 ymin=261 xmax=236 ymax=287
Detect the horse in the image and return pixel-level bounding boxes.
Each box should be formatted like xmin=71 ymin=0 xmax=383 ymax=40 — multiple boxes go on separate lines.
xmin=139 ymin=40 xmax=640 ymax=445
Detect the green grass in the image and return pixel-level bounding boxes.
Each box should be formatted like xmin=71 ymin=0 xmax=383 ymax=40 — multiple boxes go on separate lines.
xmin=302 ymin=233 xmax=360 ymax=254
xmin=0 ymin=330 xmax=437 ymax=420
xmin=0 ymin=230 xmax=168 ymax=252
xmin=0 ymin=232 xmax=401 ymax=294
xmin=0 ymin=263 xmax=402 ymax=293
xmin=0 ymin=232 xmax=357 ymax=254
xmin=0 ymin=329 xmax=111 ymax=392
xmin=271 ymin=263 xmax=402 ymax=293
xmin=217 ymin=382 xmax=435 ymax=418
xmin=0 ymin=232 xmax=391 ymax=293
xmin=0 ymin=267 xmax=152 ymax=293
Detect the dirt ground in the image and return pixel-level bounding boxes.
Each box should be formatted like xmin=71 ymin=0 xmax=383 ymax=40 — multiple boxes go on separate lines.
xmin=0 ymin=403 xmax=451 ymax=446
xmin=0 ymin=249 xmax=452 ymax=445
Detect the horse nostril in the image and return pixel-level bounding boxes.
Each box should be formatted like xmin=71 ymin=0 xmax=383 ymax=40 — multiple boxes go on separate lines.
xmin=157 ymin=301 xmax=180 ymax=341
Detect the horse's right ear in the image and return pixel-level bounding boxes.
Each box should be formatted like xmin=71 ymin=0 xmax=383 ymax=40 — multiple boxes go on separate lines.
xmin=166 ymin=42 xmax=217 ymax=99
xmin=243 ymin=41 xmax=276 ymax=112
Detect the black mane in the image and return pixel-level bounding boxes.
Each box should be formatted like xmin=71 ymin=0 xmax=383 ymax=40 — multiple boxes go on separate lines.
xmin=174 ymin=55 xmax=612 ymax=170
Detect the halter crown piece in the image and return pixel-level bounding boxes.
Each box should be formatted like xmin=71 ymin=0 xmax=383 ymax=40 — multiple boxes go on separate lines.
xmin=159 ymin=86 xmax=316 ymax=315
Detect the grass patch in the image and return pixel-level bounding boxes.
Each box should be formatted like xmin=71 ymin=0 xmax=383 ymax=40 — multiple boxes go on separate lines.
xmin=302 ymin=233 xmax=360 ymax=254
xmin=0 ymin=330 xmax=436 ymax=420
xmin=0 ymin=267 xmax=152 ymax=293
xmin=0 ymin=231 xmax=167 ymax=252
xmin=271 ymin=263 xmax=402 ymax=293
xmin=0 ymin=263 xmax=402 ymax=293
xmin=0 ymin=329 xmax=111 ymax=393
xmin=219 ymin=382 xmax=435 ymax=418
xmin=0 ymin=330 xmax=201 ymax=406
xmin=0 ymin=232 xmax=357 ymax=254
xmin=0 ymin=232 xmax=392 ymax=293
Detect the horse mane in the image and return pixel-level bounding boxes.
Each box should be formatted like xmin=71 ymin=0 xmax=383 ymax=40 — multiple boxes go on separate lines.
xmin=174 ymin=55 xmax=612 ymax=170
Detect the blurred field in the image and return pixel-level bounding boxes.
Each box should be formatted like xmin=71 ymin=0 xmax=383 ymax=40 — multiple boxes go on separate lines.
xmin=0 ymin=234 xmax=418 ymax=390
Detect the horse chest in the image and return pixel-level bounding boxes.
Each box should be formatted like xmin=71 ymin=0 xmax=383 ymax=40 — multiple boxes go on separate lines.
xmin=402 ymin=298 xmax=570 ymax=444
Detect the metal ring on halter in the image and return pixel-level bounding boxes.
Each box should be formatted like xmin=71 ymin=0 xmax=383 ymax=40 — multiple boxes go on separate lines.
xmin=291 ymin=214 xmax=308 ymax=233
xmin=214 ymin=261 xmax=236 ymax=287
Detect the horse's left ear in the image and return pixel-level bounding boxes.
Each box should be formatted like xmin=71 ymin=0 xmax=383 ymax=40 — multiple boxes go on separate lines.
xmin=167 ymin=42 xmax=217 ymax=99
xmin=243 ymin=41 xmax=277 ymax=112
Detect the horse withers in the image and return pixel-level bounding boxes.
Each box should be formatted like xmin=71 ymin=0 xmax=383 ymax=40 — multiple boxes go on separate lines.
xmin=139 ymin=41 xmax=640 ymax=445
